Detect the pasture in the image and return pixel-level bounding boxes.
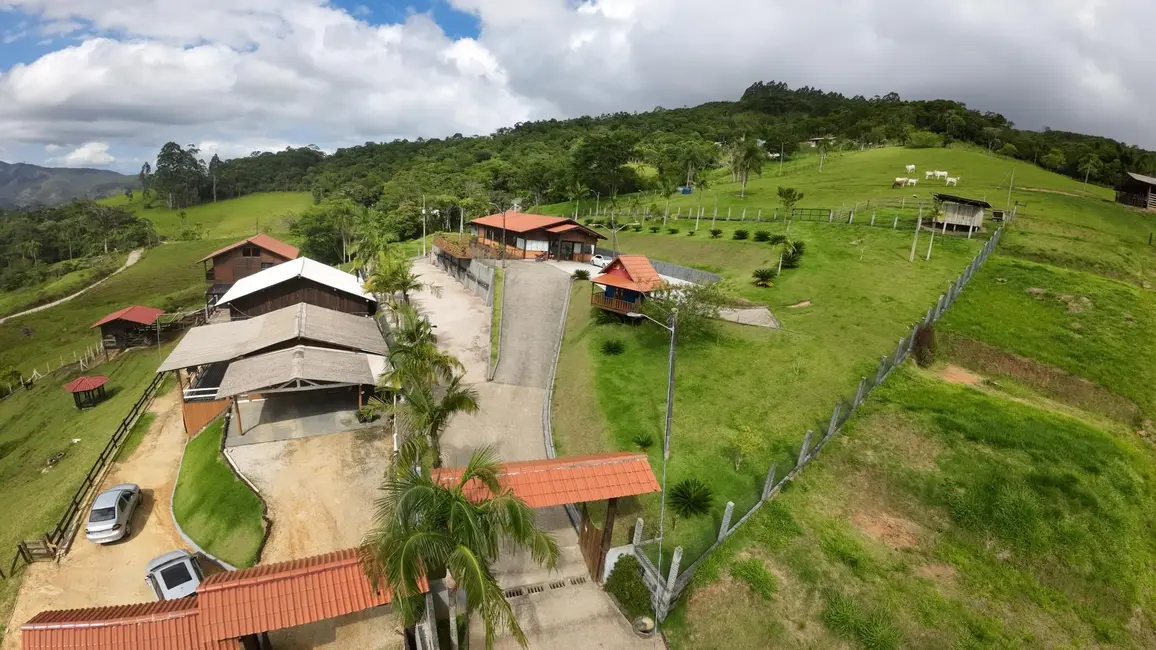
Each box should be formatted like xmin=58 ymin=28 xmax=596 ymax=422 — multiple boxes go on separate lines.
xmin=103 ymin=191 xmax=313 ymax=240
xmin=0 ymin=254 xmax=126 ymax=319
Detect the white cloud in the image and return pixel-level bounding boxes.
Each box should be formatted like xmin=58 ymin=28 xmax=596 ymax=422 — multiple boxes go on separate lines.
xmin=43 ymin=143 xmax=59 ymax=151
xmin=52 ymin=141 xmax=115 ymax=166
xmin=0 ymin=0 xmax=1155 ymax=162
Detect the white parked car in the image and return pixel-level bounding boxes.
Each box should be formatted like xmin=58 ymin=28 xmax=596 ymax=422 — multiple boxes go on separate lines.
xmin=85 ymin=483 xmax=141 ymax=544
xmin=590 ymin=254 xmax=611 ymax=268
xmin=146 ymin=550 xmax=204 ymax=600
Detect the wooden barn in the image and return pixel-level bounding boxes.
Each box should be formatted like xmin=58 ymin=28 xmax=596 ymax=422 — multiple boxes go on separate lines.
xmin=91 ymin=305 xmax=165 ymax=350
xmin=933 ymin=194 xmax=991 ymax=232
xmin=216 ymin=257 xmax=376 ymax=319
xmin=199 ymin=234 xmax=300 ymax=306
xmin=1115 ymin=172 xmax=1156 ymax=210
xmin=469 ymin=212 xmax=604 ymax=261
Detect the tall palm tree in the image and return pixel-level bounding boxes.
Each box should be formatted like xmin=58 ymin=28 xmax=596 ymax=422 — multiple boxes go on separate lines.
xmin=388 ymin=373 xmax=479 ymax=468
xmin=734 ymin=138 xmax=764 ymax=198
xmin=360 ymin=446 xmax=560 ymax=647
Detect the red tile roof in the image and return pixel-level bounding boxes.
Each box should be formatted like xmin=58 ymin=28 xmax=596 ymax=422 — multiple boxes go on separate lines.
xmin=592 ymin=255 xmax=664 ymax=293
xmin=196 ymin=548 xmax=418 ymax=641
xmin=91 ymin=305 xmax=165 ymax=328
xmin=63 ymin=375 xmax=110 ymax=393
xmin=21 ymin=597 xmax=236 ymax=650
xmin=197 ymin=234 xmax=300 ymax=264
xmin=433 ymin=452 xmax=660 ymax=507
xmin=470 ymin=213 xmax=606 ymax=239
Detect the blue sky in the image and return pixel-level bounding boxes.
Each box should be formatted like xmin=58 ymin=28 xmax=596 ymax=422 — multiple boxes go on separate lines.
xmin=1 ymin=0 xmax=1154 ymax=172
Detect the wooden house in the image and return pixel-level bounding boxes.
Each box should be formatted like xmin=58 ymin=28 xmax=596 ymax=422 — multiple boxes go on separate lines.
xmin=91 ymin=305 xmax=165 ymax=349
xmin=933 ymin=194 xmax=991 ymax=232
xmin=216 ymin=257 xmax=376 ymax=319
xmin=590 ymin=255 xmax=665 ymax=314
xmin=1115 ymin=172 xmax=1156 ymax=210
xmin=199 ymin=234 xmax=299 ymax=305
xmin=469 ymin=212 xmax=604 ymax=261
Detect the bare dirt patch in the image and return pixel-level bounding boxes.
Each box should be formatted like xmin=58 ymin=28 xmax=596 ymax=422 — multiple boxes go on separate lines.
xmin=1019 ymin=186 xmax=1083 ymax=198
xmin=941 ymin=364 xmax=982 ymax=386
xmin=916 ymin=563 xmax=957 ymax=583
xmin=1057 ymin=294 xmax=1093 ymax=313
xmin=787 ymin=300 xmax=812 ymax=308
xmin=851 ymin=510 xmax=923 ymax=550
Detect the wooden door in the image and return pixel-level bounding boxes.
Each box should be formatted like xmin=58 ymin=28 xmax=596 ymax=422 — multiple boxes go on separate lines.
xmin=578 ymin=504 xmax=605 ymax=581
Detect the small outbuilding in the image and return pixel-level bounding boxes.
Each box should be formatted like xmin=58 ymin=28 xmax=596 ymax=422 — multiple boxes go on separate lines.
xmin=590 ymin=255 xmax=665 ymax=315
xmin=1115 ymin=172 xmax=1156 ymax=210
xmin=91 ymin=305 xmax=165 ymax=350
xmin=932 ymin=194 xmax=991 ymax=232
xmin=63 ymin=375 xmax=109 ymax=409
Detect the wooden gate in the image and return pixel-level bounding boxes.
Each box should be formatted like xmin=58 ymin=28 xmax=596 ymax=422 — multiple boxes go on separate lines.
xmin=578 ymin=504 xmax=605 ymax=581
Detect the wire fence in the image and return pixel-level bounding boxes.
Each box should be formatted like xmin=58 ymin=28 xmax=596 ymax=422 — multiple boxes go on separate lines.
xmin=630 ymin=225 xmax=1005 ymax=620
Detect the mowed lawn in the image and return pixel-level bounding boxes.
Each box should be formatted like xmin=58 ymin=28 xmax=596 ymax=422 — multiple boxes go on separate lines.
xmin=552 ymin=222 xmax=979 ymax=563
xmin=103 ymin=192 xmax=312 ymax=239
xmin=663 ymin=369 xmax=1156 ymax=649
xmin=0 ymin=347 xmax=170 ymax=623
xmin=0 ymin=239 xmax=227 ymax=374
xmin=172 ymin=419 xmax=264 ymax=568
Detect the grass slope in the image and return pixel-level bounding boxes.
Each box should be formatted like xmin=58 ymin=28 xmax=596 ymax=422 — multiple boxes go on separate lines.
xmin=664 ymin=369 xmax=1156 ymax=649
xmin=172 ymin=418 xmax=264 ymax=568
xmin=103 ymin=192 xmax=312 ymax=239
xmin=0 ymin=254 xmax=126 ymax=319
xmin=553 ymin=222 xmax=977 ymax=561
xmin=0 ymin=347 xmax=169 ymax=623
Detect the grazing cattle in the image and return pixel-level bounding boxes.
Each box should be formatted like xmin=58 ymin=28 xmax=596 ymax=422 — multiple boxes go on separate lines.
xmin=945 ymin=176 xmax=960 ymax=186
xmin=905 ymin=164 xmax=916 ymax=174
xmin=906 ymin=178 xmax=919 ymax=187
xmin=934 ymin=170 xmax=949 ymax=179
xmin=892 ymin=177 xmax=908 ymax=188
xmin=925 ymin=171 xmax=935 ymax=179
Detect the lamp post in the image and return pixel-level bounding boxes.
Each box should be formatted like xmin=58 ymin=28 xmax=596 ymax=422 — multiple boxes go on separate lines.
xmin=626 ymin=308 xmax=677 ymax=572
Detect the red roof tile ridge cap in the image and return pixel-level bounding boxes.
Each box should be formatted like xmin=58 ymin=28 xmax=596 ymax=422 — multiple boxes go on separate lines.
xmin=197 ymin=550 xmax=362 ymax=591
xmin=23 ymin=599 xmax=199 ymax=629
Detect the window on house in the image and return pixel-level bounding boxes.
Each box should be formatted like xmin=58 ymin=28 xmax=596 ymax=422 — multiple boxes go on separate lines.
xmin=261 ymin=262 xmax=274 ymax=269
xmin=241 ymin=246 xmax=260 ymax=257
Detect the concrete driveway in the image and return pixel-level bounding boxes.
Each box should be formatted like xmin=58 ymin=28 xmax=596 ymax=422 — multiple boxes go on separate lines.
xmin=225 ymin=389 xmax=374 ymax=448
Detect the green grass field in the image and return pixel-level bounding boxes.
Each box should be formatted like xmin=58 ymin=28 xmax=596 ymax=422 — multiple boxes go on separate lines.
xmin=172 ymin=418 xmax=264 ymax=568
xmin=490 ymin=267 xmax=503 ymax=368
xmin=552 ymin=221 xmax=978 ymax=562
xmin=0 ymin=347 xmax=169 ymax=622
xmin=663 ymin=368 xmax=1156 ymax=649
xmin=0 ymin=254 xmax=126 ymax=319
xmin=103 ymin=192 xmax=312 ymax=240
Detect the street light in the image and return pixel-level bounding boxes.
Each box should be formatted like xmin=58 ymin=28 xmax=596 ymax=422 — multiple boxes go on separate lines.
xmin=626 ymin=308 xmax=677 ymax=575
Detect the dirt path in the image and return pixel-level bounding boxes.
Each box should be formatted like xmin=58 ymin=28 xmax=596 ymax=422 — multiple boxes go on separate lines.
xmin=0 ymin=248 xmax=144 ymax=325
xmin=2 ymin=386 xmax=188 ymax=649
xmin=226 ymin=428 xmax=390 ymax=562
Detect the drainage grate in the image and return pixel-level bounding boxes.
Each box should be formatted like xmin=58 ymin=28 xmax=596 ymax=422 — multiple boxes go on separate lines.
xmin=526 ymin=585 xmax=545 ymax=595
xmin=504 ymin=587 xmax=525 ymax=599
xmin=549 ymin=580 xmax=566 ymax=590
xmin=568 ymin=576 xmax=588 ymax=586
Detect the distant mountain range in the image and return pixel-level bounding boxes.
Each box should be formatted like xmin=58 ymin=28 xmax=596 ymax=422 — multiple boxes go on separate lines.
xmin=0 ymin=161 xmax=140 ymax=209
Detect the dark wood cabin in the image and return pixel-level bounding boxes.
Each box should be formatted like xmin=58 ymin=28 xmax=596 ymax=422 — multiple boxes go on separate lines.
xmin=90 ymin=305 xmax=165 ymax=349
xmin=1116 ymin=172 xmax=1156 ymax=210
xmin=216 ymin=258 xmax=376 ymax=320
xmin=199 ymin=234 xmax=299 ymax=305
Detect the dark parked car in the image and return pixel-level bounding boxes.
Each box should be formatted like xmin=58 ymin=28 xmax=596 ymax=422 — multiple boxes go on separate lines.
xmin=85 ymin=483 xmax=141 ymax=544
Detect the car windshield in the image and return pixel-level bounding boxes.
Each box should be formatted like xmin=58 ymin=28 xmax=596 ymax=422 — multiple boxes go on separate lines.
xmin=160 ymin=562 xmax=194 ymax=590
xmin=89 ymin=507 xmax=116 ymax=523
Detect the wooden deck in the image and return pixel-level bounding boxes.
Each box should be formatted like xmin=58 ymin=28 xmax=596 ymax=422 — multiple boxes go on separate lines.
xmin=590 ymin=294 xmax=638 ymax=314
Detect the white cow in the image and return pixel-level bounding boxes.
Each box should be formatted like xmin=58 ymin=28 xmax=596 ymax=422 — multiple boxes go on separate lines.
xmin=892 ymin=177 xmax=908 ymax=188
xmin=905 ymin=164 xmax=916 ymax=174
xmin=945 ymin=176 xmax=960 ymax=186
xmin=906 ymin=178 xmax=919 ymax=187
xmin=934 ymin=170 xmax=949 ymax=179
xmin=924 ymin=170 xmax=935 ymax=179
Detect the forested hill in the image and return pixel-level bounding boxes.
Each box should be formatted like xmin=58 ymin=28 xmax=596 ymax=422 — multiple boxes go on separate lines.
xmin=0 ymin=161 xmax=139 ymax=209
xmin=138 ymin=80 xmax=1156 ymax=218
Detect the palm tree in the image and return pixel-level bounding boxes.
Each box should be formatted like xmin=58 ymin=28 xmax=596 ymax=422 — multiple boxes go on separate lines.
xmin=388 ymin=373 xmax=479 ymax=468
xmin=668 ymin=477 xmax=713 ymax=531
xmin=360 ymin=446 xmax=561 ymax=647
xmin=752 ymin=268 xmax=777 ymax=287
xmin=734 ymin=138 xmax=764 ymax=198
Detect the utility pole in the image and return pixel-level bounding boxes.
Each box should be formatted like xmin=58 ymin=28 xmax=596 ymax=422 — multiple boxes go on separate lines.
xmin=779 ymin=142 xmax=784 ymax=176
xmin=421 ymin=195 xmax=427 ymax=259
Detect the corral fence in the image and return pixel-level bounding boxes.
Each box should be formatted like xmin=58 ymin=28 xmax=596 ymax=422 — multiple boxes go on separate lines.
xmin=625 ymin=226 xmax=1005 ymax=621
xmin=3 ymin=371 xmax=167 ymax=580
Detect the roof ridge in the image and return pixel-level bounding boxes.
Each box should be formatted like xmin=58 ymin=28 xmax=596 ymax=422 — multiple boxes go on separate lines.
xmin=197 ymin=549 xmax=362 ymax=592
xmin=24 ymin=598 xmax=200 ymax=627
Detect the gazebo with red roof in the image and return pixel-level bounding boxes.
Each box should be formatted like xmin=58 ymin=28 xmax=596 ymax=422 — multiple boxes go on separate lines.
xmin=91 ymin=305 xmax=165 ymax=351
xmin=590 ymin=255 xmax=665 ymax=315
xmin=468 ymin=212 xmax=605 ymax=261
xmin=63 ymin=375 xmax=109 ymax=409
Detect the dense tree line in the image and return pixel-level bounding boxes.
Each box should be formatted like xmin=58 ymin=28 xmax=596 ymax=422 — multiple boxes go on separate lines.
xmin=0 ymin=201 xmax=155 ymax=290
xmin=139 ymin=143 xmax=325 ymax=209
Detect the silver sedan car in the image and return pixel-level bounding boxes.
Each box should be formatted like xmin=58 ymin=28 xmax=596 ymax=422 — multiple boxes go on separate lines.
xmin=85 ymin=483 xmax=141 ymax=544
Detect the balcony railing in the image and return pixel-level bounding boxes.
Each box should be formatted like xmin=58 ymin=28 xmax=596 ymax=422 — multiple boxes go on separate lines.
xmin=183 ymin=386 xmax=222 ymax=402
xmin=591 ymin=294 xmax=638 ymax=314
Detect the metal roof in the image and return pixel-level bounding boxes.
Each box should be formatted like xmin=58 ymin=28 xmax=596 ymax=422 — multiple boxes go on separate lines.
xmin=91 ymin=305 xmax=165 ymax=328
xmin=933 ymin=193 xmax=992 ymax=208
xmin=1126 ymin=171 xmax=1156 ymax=187
xmin=158 ymin=304 xmax=386 ymax=372
xmin=217 ymin=258 xmax=373 ymax=306
xmin=433 ymin=452 xmax=660 ymax=508
xmin=214 ymin=345 xmax=386 ymax=398
xmin=197 ymin=234 xmax=300 ymax=264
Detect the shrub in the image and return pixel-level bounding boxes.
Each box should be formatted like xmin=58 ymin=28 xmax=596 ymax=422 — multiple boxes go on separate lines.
xmin=752 ymin=268 xmax=777 ymax=288
xmin=914 ymin=324 xmax=936 ymax=367
xmin=767 ymin=233 xmax=787 ymax=246
xmin=753 ymin=230 xmax=770 ymax=242
xmin=709 ymin=228 xmax=723 ymax=238
xmin=355 ymin=406 xmax=380 ymax=423
xmin=648 ymin=225 xmax=661 ymax=233
xmin=604 ymin=555 xmax=652 ymax=620
xmin=781 ymin=240 xmax=806 ymax=269
xmin=632 ymin=224 xmax=643 ymax=232
xmin=601 ymin=338 xmax=626 ymax=356
xmin=667 ymin=227 xmax=680 ymax=235
xmin=583 ymin=218 xmax=594 ymax=225
xmin=572 ymin=269 xmax=591 ymax=281
xmin=733 ymin=229 xmax=750 ymax=240
xmin=686 ymin=230 xmax=696 ymax=236
xmin=907 ymin=130 xmax=943 ymax=149
xmin=632 ymin=432 xmax=655 ymax=450
xmin=593 ymin=309 xmax=620 ymax=325
xmin=669 ymin=478 xmax=713 ymax=524
xmin=730 ymin=558 xmax=778 ymax=600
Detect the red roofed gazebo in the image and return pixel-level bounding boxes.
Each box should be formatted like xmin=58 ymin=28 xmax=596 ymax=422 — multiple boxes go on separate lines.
xmin=91 ymin=305 xmax=165 ymax=351
xmin=63 ymin=375 xmax=109 ymax=409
